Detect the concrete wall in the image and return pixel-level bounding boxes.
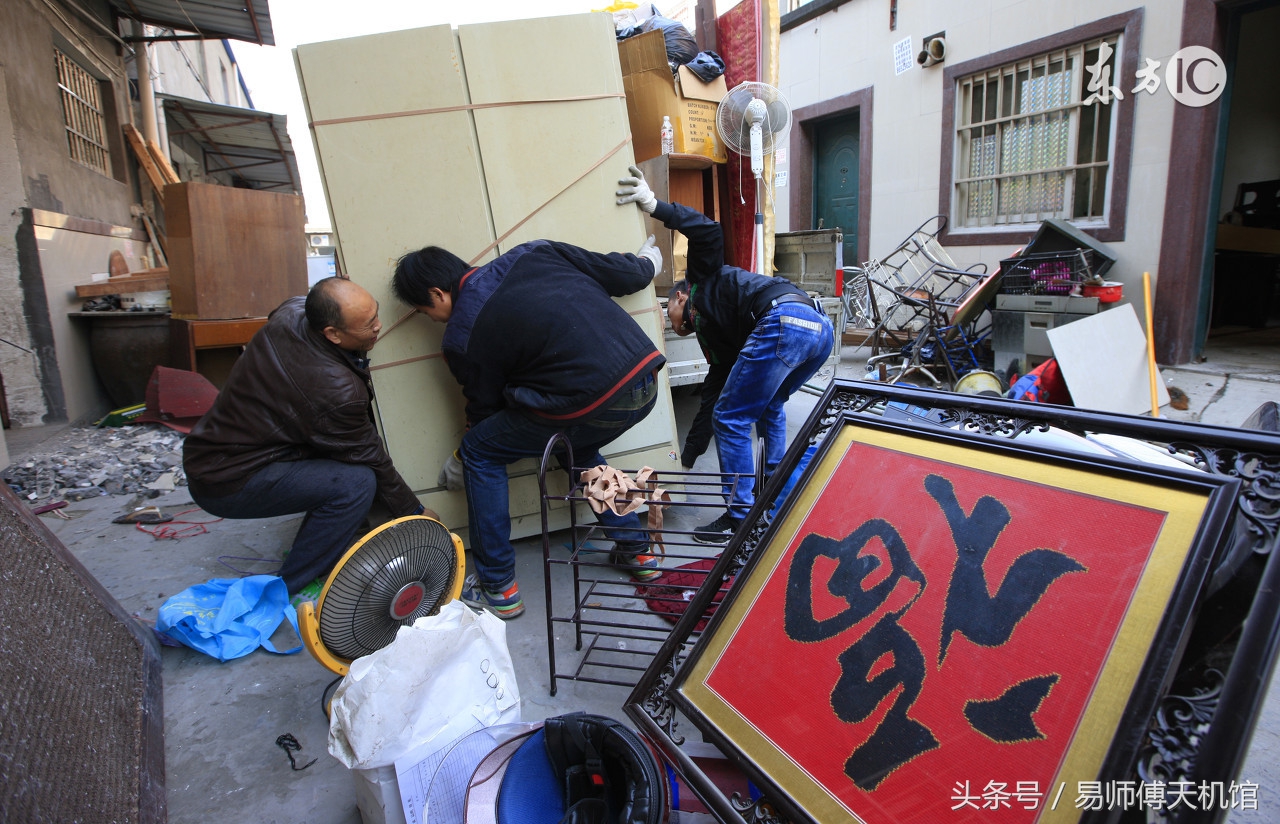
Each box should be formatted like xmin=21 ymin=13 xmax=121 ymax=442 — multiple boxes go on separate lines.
xmin=779 ymin=0 xmax=1186 ymax=313
xmin=33 ymin=212 xmax=149 ymax=424
xmin=0 ymin=0 xmax=135 ymax=225
xmin=151 ymin=39 xmax=248 ymax=109
xmin=1 ymin=52 xmax=34 ymax=458
xmin=0 ymin=0 xmax=140 ymax=428
xmin=148 ymin=36 xmax=253 ymax=186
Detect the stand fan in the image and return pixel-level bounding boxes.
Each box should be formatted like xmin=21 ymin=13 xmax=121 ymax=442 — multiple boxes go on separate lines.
xmin=299 ymin=515 xmax=465 ymax=675
xmin=716 ymin=82 xmax=793 ymax=274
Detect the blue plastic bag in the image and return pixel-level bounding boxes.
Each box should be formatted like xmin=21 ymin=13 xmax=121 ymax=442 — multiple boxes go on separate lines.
xmin=156 ymin=575 xmax=301 ymax=662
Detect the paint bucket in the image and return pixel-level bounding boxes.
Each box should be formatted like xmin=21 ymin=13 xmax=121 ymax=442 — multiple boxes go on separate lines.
xmin=1082 ymin=281 xmax=1124 ymax=303
xmin=954 ymin=370 xmax=1004 ymax=397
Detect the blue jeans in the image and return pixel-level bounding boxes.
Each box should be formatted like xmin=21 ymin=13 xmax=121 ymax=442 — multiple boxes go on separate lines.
xmin=190 ymin=459 xmax=376 ymax=594
xmin=460 ymin=372 xmax=658 ymax=591
xmin=714 ymin=304 xmax=834 ymax=520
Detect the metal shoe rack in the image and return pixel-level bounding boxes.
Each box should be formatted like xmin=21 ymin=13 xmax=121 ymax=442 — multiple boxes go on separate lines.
xmin=537 ymin=433 xmax=754 ymax=696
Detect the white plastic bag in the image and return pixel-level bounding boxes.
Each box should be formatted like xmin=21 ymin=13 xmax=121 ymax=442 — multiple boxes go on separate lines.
xmin=327 ymin=600 xmax=521 ymax=771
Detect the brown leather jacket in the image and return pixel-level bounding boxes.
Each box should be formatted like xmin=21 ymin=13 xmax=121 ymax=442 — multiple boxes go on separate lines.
xmin=183 ymin=296 xmax=420 ymax=515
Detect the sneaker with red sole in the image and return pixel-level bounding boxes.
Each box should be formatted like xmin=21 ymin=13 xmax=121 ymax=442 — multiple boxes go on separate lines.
xmin=610 ymin=542 xmax=662 ymax=583
xmin=460 ymin=574 xmax=525 ymax=619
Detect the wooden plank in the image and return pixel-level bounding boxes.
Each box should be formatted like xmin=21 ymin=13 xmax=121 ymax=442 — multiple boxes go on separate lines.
xmin=123 ymin=124 xmax=167 ymax=205
xmin=297 ymin=25 xmax=495 ymax=507
xmin=459 ymin=13 xmax=639 ymax=253
xmin=75 ymin=271 xmax=169 ymax=298
xmin=146 ymin=139 xmax=180 ymax=185
xmin=460 ymin=13 xmax=678 ymax=467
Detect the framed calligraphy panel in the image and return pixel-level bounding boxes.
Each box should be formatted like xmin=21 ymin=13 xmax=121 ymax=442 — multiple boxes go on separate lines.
xmin=628 ymin=387 xmax=1258 ymax=824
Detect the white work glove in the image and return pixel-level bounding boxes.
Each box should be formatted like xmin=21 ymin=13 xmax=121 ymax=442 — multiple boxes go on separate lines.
xmin=438 ymin=449 xmax=464 ymax=491
xmin=616 ymin=165 xmax=658 ymax=214
xmin=636 ymin=235 xmax=662 ymax=277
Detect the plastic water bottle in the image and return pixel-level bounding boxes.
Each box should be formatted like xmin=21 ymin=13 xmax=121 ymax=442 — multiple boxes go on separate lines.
xmin=660 ymin=116 xmax=674 ymax=155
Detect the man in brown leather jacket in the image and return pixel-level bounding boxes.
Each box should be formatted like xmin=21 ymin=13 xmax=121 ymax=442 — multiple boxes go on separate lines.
xmin=183 ymin=277 xmax=429 ymax=594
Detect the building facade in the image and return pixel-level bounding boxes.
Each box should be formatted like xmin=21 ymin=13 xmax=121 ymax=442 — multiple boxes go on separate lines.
xmin=777 ymin=0 xmax=1279 ymax=364
xmin=0 ymin=0 xmax=287 ymax=462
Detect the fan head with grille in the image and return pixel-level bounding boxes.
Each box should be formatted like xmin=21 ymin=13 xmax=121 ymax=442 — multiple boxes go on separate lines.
xmin=298 ymin=515 xmax=465 ymax=675
xmin=715 ymin=81 xmax=793 ymax=172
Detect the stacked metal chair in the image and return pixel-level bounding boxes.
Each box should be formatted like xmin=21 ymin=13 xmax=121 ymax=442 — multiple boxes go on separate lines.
xmin=846 ymin=216 xmax=1001 ymax=387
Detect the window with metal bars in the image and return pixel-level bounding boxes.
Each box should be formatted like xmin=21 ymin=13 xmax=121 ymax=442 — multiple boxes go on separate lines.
xmin=954 ymin=35 xmax=1119 ymax=229
xmin=55 ymin=47 xmax=110 ymax=175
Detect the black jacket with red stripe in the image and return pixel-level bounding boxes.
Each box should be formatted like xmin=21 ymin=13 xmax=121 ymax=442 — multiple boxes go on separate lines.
xmin=441 ymin=240 xmax=665 ymax=426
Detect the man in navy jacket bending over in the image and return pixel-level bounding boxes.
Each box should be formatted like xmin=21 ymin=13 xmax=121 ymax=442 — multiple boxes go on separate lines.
xmin=392 ymin=235 xmax=666 ymax=619
xmin=618 ymin=165 xmax=834 ymax=545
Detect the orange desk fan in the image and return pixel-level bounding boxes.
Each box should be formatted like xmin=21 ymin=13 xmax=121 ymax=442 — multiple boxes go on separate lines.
xmin=298 ymin=515 xmax=465 ymax=675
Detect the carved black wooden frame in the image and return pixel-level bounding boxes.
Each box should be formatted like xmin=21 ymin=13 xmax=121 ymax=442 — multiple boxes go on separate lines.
xmin=624 ymin=379 xmax=1280 ymax=824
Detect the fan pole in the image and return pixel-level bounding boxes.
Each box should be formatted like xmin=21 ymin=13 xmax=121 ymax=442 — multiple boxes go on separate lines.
xmin=754 ymin=179 xmax=765 ymax=275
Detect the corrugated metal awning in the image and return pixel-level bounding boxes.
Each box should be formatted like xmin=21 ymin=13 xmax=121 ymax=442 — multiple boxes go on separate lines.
xmin=159 ymin=94 xmax=300 ymax=193
xmin=110 ymin=0 xmax=274 ymax=46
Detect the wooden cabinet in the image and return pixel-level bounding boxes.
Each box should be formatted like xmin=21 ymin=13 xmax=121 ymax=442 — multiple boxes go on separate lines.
xmin=169 ymin=317 xmax=269 ymax=387
xmin=165 ymin=182 xmax=307 ymax=319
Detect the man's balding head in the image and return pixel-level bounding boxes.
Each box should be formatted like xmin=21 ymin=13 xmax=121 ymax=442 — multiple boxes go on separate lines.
xmin=306 ymin=277 xmax=382 ymax=353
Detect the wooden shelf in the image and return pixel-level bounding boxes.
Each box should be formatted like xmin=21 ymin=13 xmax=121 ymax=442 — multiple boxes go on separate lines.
xmin=74 ymin=269 xmax=170 ymax=297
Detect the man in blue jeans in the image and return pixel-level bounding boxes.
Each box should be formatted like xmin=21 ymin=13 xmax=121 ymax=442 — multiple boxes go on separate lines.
xmin=618 ymin=166 xmax=834 ymax=543
xmin=392 ymin=234 xmax=666 ymax=619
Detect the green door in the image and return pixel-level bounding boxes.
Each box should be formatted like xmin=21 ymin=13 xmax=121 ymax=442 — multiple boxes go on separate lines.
xmin=814 ymin=114 xmax=861 ymax=269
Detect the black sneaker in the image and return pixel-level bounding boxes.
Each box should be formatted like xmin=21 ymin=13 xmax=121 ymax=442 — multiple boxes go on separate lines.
xmin=694 ymin=511 xmax=742 ymax=544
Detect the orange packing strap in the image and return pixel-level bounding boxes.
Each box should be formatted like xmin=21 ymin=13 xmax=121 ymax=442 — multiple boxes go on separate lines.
xmin=308 ymin=93 xmax=625 ymax=129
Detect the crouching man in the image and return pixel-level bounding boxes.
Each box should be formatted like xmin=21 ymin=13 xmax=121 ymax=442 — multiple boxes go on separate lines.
xmin=183 ymin=277 xmax=431 ymax=594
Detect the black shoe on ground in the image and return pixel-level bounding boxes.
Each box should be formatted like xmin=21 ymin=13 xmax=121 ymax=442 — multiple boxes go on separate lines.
xmin=694 ymin=511 xmax=742 ymax=544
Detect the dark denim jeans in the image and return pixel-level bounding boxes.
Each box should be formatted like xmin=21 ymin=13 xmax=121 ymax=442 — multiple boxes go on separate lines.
xmin=460 ymin=372 xmax=658 ymax=591
xmin=190 ymin=459 xmax=376 ymax=594
xmin=714 ymin=303 xmax=834 ymax=520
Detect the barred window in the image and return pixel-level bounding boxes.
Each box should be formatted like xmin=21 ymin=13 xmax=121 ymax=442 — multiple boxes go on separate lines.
xmin=56 ymin=48 xmax=110 ymax=175
xmin=954 ymin=35 xmax=1118 ymax=229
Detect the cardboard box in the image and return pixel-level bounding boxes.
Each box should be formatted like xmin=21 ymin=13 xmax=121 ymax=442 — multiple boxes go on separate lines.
xmin=618 ymin=30 xmax=728 ymax=163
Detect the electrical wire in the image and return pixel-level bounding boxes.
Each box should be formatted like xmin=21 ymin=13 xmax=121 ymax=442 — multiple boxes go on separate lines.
xmin=135 ymin=507 xmax=221 ymax=540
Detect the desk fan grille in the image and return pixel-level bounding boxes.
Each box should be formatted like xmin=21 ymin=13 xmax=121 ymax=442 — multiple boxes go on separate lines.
xmin=318 ymin=518 xmax=458 ymax=660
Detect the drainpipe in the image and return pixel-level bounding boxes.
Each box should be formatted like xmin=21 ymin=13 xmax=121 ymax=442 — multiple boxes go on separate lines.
xmin=132 ymin=20 xmax=163 ymax=158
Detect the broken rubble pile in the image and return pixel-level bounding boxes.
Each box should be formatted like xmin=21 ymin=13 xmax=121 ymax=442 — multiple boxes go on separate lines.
xmin=2 ymin=424 xmax=187 ymax=503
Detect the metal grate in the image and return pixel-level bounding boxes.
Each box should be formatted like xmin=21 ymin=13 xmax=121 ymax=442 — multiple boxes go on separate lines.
xmin=538 ymin=435 xmax=757 ymax=695
xmin=56 ymin=48 xmax=110 ymax=175
xmin=954 ymin=35 xmax=1118 ymax=229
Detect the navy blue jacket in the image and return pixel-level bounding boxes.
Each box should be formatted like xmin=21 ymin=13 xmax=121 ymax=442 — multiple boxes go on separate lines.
xmin=653 ymin=200 xmax=808 ymax=366
xmin=442 ymin=240 xmax=665 ymax=426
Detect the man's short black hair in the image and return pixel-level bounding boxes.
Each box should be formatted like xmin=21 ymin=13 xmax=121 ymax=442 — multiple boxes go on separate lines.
xmin=392 ymin=246 xmax=469 ymax=307
xmin=668 ymin=280 xmax=689 ymax=300
xmin=305 ymin=277 xmax=348 ymax=333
